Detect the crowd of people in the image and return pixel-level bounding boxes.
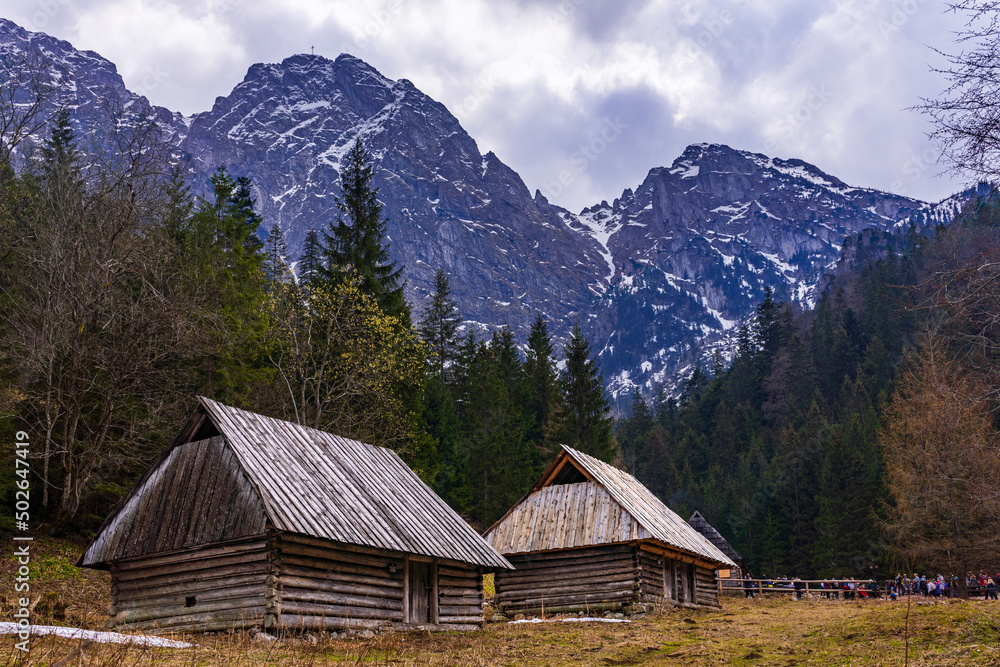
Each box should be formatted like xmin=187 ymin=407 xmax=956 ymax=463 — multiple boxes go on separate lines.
xmin=884 ymin=572 xmax=999 ymax=600
xmin=737 ymin=571 xmax=1000 ymax=600
xmin=741 ymin=576 xmax=876 ymax=599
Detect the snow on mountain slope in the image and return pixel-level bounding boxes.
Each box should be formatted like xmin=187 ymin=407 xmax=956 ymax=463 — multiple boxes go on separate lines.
xmin=0 ymin=19 xmax=972 ymax=397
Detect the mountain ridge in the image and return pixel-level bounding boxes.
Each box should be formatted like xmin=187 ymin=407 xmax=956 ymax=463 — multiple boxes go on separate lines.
xmin=0 ymin=18 xmax=969 ymax=395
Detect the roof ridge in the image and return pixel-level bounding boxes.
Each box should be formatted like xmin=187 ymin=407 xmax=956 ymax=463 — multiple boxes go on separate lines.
xmin=559 ymin=446 xmax=735 ymax=567
xmin=197 ymin=397 xmax=512 ymax=569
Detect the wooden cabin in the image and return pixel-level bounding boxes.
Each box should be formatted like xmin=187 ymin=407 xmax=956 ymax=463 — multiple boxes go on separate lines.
xmin=483 ymin=446 xmax=735 ymax=617
xmin=688 ymin=510 xmax=749 ymax=581
xmin=79 ymin=397 xmax=512 ymax=633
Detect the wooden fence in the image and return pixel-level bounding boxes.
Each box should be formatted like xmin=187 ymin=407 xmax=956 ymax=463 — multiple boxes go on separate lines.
xmin=717 ymin=578 xmax=876 ymax=598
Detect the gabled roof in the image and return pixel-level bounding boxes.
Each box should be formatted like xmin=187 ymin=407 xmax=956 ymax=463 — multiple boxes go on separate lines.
xmin=484 ymin=445 xmax=735 ymax=568
xmin=688 ymin=510 xmax=744 ymax=565
xmin=82 ymin=397 xmax=511 ymax=570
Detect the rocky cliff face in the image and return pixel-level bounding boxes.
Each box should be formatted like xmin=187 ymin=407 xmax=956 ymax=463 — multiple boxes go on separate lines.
xmin=0 ymin=19 xmax=967 ymax=395
xmin=174 ymin=52 xmax=609 ymax=337
xmin=571 ymin=144 xmax=961 ymax=393
xmin=0 ymin=19 xmax=181 ymax=160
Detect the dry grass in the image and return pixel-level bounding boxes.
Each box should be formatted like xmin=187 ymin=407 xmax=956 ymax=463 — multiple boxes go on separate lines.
xmin=4 ymin=542 xmax=1000 ymax=666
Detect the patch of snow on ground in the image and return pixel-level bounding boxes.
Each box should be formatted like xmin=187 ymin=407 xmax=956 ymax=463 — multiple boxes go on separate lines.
xmin=670 ymin=164 xmax=700 ymax=179
xmin=755 ymin=202 xmax=780 ymax=220
xmin=711 ymin=202 xmax=750 ymax=222
xmin=755 ymin=158 xmax=857 ymax=195
xmin=708 ymin=307 xmax=738 ymax=330
xmin=509 ymin=617 xmax=631 ymax=625
xmin=574 ymin=209 xmax=622 ymax=282
xmin=0 ymin=623 xmax=194 ymax=648
xmin=760 ymin=251 xmax=796 ymax=274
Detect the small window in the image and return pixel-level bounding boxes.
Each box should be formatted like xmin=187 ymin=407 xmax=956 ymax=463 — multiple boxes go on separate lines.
xmin=185 ymin=596 xmax=197 ymax=608
xmin=549 ymin=465 xmax=588 ymax=485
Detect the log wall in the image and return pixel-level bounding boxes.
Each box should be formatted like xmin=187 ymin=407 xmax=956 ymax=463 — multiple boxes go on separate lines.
xmin=694 ymin=565 xmax=720 ymax=608
xmin=637 ymin=547 xmax=665 ymax=604
xmin=495 ymin=543 xmax=722 ymax=617
xmin=273 ymin=533 xmax=485 ymax=631
xmin=494 ymin=544 xmax=641 ymax=616
xmin=110 ymin=536 xmax=268 ymax=632
xmin=110 ymin=531 xmax=488 ymax=633
xmin=436 ymin=561 xmax=485 ymax=629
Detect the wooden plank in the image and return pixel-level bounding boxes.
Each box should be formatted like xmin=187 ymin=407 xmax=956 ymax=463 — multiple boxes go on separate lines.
xmin=277 ymin=614 xmax=388 ymax=631
xmin=115 ymin=562 xmax=271 ymax=593
xmin=115 ymin=583 xmax=266 ymax=611
xmin=210 ymin=407 xmax=328 ymax=540
xmin=278 ymin=540 xmax=403 ymax=570
xmin=281 ymin=587 xmax=403 ymax=611
xmin=505 ymin=544 xmax=633 ymax=566
xmin=526 ymin=490 xmax=545 ymax=553
xmin=497 ymin=560 xmax=636 ymax=585
xmin=438 ymin=575 xmax=482 ymax=589
xmin=437 ymin=616 xmax=484 ymax=625
xmin=278 ymin=601 xmax=401 ymax=620
xmin=279 ymin=575 xmax=404 ymax=600
xmin=118 ymin=616 xmax=260 ymax=633
xmin=401 ymin=554 xmax=409 ymax=624
xmin=439 ymin=595 xmax=483 ymax=606
xmin=114 ymin=573 xmax=269 ymax=601
xmin=497 ymin=569 xmax=637 ymax=593
xmin=437 ymin=605 xmax=485 ymax=616
xmin=497 ymin=579 xmax=636 ymax=601
xmin=114 ymin=550 xmax=269 ymax=582
xmin=116 ymin=537 xmax=267 ymax=570
xmin=280 ymin=564 xmax=403 ymax=589
xmin=113 ymin=598 xmax=265 ymax=624
xmin=438 ymin=587 xmax=482 ymax=598
xmin=438 ymin=565 xmax=478 ymax=579
xmin=498 ymin=589 xmax=635 ymax=609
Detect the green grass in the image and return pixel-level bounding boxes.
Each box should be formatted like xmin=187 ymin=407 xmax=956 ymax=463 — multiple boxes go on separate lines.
xmin=5 ymin=541 xmax=1000 ymax=666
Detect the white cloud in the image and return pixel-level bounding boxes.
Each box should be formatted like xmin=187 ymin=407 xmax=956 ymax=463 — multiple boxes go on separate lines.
xmin=1 ymin=0 xmax=970 ymax=209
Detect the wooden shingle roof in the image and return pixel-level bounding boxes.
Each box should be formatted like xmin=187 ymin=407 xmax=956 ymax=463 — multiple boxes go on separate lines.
xmin=82 ymin=398 xmax=512 ymax=570
xmin=688 ymin=510 xmax=744 ymax=565
xmin=484 ymin=445 xmax=735 ymax=568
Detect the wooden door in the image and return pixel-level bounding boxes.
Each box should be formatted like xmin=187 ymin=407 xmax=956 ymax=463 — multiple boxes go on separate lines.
xmin=675 ymin=562 xmax=687 ymax=603
xmin=663 ymin=559 xmax=675 ymax=601
xmin=408 ymin=561 xmax=431 ymax=623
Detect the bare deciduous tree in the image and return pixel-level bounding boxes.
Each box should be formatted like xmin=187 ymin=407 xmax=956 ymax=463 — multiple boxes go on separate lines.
xmin=880 ymin=334 xmax=1000 ymax=593
xmin=919 ymin=2 xmax=1000 ymax=180
xmin=0 ymin=104 xmax=199 ymax=521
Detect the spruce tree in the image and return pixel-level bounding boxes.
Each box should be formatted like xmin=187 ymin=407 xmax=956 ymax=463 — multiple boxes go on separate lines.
xmin=298 ymin=229 xmax=323 ymax=287
xmin=560 ymin=324 xmax=615 ymax=462
xmin=180 ymin=166 xmax=268 ymax=401
xmin=41 ymin=109 xmax=76 ymax=168
xmin=418 ymin=269 xmax=462 ymax=379
xmin=523 ymin=314 xmax=560 ymax=461
xmin=620 ymin=389 xmax=653 ymax=475
xmin=461 ymin=338 xmax=532 ymax=525
xmin=263 ymin=223 xmax=292 ymax=285
xmin=232 ymin=175 xmax=264 ymax=253
xmin=320 ymin=139 xmax=408 ymax=323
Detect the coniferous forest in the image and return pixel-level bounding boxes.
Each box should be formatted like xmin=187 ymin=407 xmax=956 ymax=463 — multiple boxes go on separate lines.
xmin=0 ymin=114 xmax=614 ymax=541
xmin=3 ymin=90 xmax=1000 ymax=585
xmin=617 ymin=198 xmax=1000 ymax=580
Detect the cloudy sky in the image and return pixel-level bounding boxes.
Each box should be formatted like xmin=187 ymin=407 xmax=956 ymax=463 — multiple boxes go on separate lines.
xmin=6 ymin=0 xmax=971 ymax=212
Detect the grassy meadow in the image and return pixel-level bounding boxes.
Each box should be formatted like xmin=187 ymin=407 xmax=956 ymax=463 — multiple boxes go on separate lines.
xmin=3 ymin=539 xmax=999 ymax=666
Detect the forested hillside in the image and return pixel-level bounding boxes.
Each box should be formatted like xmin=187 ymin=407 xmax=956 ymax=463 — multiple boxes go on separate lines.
xmin=3 ymin=42 xmax=1000 ymax=588
xmin=0 ymin=107 xmax=614 ymax=537
xmin=616 ymin=196 xmax=1000 ymax=579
